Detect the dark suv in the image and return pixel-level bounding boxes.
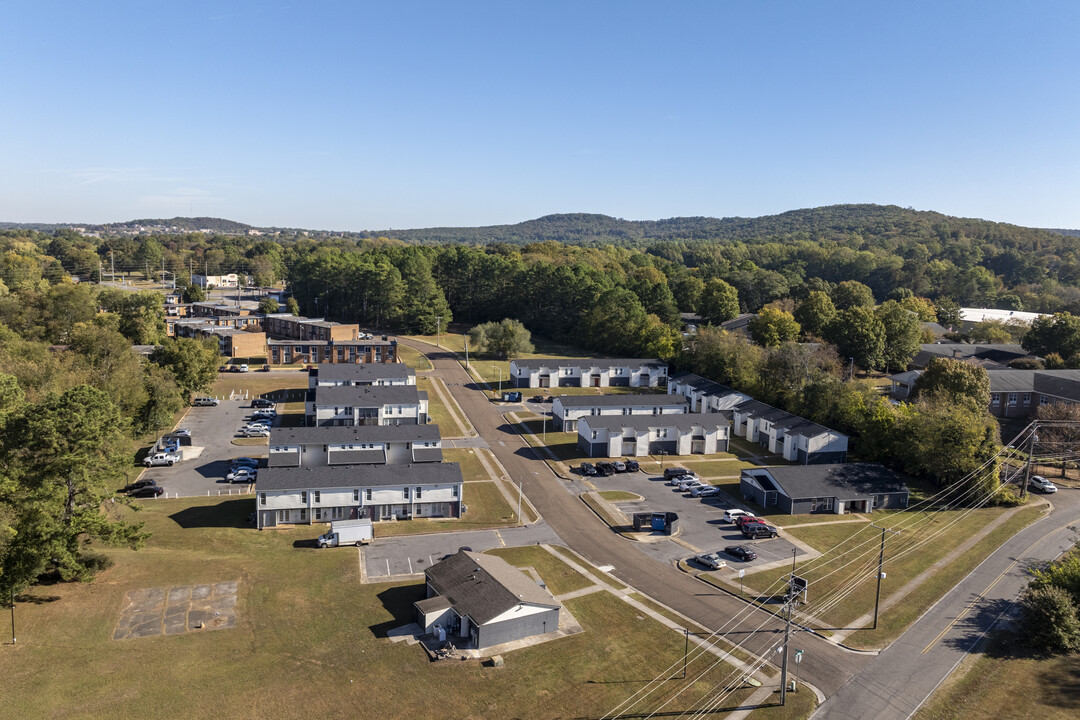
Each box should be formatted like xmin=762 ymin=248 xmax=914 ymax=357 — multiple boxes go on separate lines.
xmin=252 ymin=398 xmax=274 ymax=408
xmin=740 ymin=522 xmax=779 ymax=539
xmin=663 ymin=467 xmax=691 ymax=480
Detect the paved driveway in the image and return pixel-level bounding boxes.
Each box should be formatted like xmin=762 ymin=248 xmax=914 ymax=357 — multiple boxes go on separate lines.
xmin=578 ymin=470 xmax=806 ymax=568
xmin=362 ymin=522 xmax=560 ymax=580
xmin=138 ymin=397 xmax=272 ymax=498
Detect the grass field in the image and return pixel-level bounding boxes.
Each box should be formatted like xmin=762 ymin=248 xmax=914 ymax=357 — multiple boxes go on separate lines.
xmin=396 ymin=344 xmax=433 ymax=371
xmin=484 ymin=546 xmax=594 ymax=596
xmin=599 ymin=490 xmax=643 ymax=502
xmin=3 ymin=495 xmax=771 ymax=720
xmin=739 ymin=504 xmax=1043 ymax=647
xmin=417 ymin=376 xmax=472 ymax=437
xmin=211 ymin=373 xmax=309 ymax=400
xmin=914 ymin=629 xmax=1080 ymax=720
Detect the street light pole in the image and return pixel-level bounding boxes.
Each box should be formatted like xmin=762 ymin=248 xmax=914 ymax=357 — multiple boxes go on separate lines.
xmin=9 ymin=587 xmax=15 ymax=644
xmin=1021 ymin=425 xmax=1037 ymax=500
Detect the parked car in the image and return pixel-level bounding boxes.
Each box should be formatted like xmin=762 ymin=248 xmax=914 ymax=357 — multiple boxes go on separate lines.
xmin=543 ymin=396 xmax=554 ymax=403
xmin=1029 ymin=475 xmax=1058 ymax=493
xmin=663 ymin=467 xmax=692 ymax=481
xmin=724 ymin=509 xmax=752 ymax=523
xmin=724 ymin=545 xmax=758 ymax=562
xmin=666 ymin=473 xmax=696 ymax=486
xmin=741 ymin=522 xmax=779 ymax=539
xmin=251 ymin=398 xmax=275 ymax=408
xmin=230 ymin=457 xmax=260 ymax=468
xmin=128 ymin=485 xmax=164 ymax=498
xmin=690 ymin=484 xmax=718 ymax=497
xmin=240 ymin=428 xmax=270 ymax=438
xmin=734 ymin=515 xmax=765 ymax=529
xmin=579 ymin=462 xmax=597 ymax=476
xmin=122 ymin=479 xmax=158 ymax=493
xmin=531 ymin=395 xmax=545 ymax=403
xmin=192 ymin=396 xmax=219 ymax=407
xmin=227 ymin=468 xmax=257 ymax=483
xmin=243 ymin=424 xmax=271 ymax=434
xmin=611 ymin=461 xmax=627 ymax=473
xmin=237 ymin=364 xmax=250 ymax=373
xmin=677 ymin=479 xmax=707 ymax=492
xmin=595 ymin=462 xmax=615 ymax=477
xmin=623 ymin=459 xmax=640 ymax=472
xmin=694 ymin=553 xmax=727 ymax=570
xmin=171 ymin=428 xmax=191 ymax=438
xmin=251 ymin=409 xmax=276 ymax=419
xmin=143 ymin=452 xmax=180 ymax=467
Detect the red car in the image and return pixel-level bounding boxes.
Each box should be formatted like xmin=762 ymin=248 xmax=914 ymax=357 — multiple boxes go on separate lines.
xmin=734 ymin=515 xmax=765 ymax=529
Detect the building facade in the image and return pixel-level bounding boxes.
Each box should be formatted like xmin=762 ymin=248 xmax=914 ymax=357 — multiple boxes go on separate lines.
xmin=552 ymin=394 xmax=689 ymax=432
xmin=576 ymin=415 xmax=729 ymax=457
xmin=510 ymin=359 xmax=668 ymax=389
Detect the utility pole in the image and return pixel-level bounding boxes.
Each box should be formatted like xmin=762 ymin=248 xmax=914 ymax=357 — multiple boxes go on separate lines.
xmin=780 ymin=548 xmax=797 ymax=706
xmin=464 ymin=337 xmax=470 ymax=370
xmin=110 ymin=251 xmax=115 ymax=283
xmin=682 ymin=627 xmax=689 ymax=679
xmin=871 ymin=524 xmax=899 ymax=629
xmin=1021 ymin=425 xmax=1037 ymax=500
xmin=517 ymin=481 xmax=522 ymax=526
xmin=435 ymin=315 xmax=443 ymax=348
xmin=9 ymin=587 xmax=15 ymax=644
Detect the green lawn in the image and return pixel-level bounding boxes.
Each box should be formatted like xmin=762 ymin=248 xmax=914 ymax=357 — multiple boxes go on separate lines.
xmin=212 ymin=373 xmax=309 ymax=400
xmin=548 ymin=545 xmax=629 ymax=592
xmin=443 ymin=448 xmax=490 ymax=482
xmin=739 ymin=505 xmax=1043 ymax=647
xmin=484 ymin=546 xmax=594 ymax=596
xmin=518 ymin=420 xmax=580 ymax=461
xmin=599 ymin=490 xmax=643 ymax=502
xmin=417 ymin=376 xmax=469 ymax=437
xmin=396 ymin=344 xmax=433 ymax=371
xmin=914 ymin=629 xmax=1080 ymax=720
xmin=3 ymin=496 xmax=763 ymax=720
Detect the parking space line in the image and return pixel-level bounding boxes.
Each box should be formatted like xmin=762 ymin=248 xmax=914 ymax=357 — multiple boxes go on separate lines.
xmin=407 ymin=557 xmax=413 ymax=574
xmin=385 ymin=558 xmax=390 ymax=576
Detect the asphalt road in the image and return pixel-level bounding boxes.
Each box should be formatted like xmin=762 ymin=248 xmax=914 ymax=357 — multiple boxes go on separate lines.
xmin=401 ymin=339 xmax=871 ymax=698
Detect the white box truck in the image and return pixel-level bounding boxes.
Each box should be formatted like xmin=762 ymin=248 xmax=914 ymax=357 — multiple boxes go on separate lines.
xmin=316 ymin=518 xmax=373 ymax=548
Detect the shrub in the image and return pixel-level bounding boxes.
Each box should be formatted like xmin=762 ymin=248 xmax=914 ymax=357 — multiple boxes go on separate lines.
xmin=1018 ymin=585 xmax=1080 ymax=654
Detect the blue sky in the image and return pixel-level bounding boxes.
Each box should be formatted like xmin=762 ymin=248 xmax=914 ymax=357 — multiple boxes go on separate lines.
xmin=1 ymin=1 xmax=1078 ymax=230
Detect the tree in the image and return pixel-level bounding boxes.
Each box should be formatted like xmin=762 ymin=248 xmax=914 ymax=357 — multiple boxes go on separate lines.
xmin=827 ymin=306 xmax=885 ymax=372
xmin=1019 ymin=586 xmax=1080 ymax=654
xmin=285 ymin=296 xmax=301 ymax=316
xmin=152 ymin=337 xmax=221 ymax=397
xmin=875 ymin=300 xmax=921 ymax=373
xmin=830 ymin=280 xmax=875 ymax=311
xmin=968 ymin=320 xmax=1013 ymax=344
xmin=898 ymin=295 xmax=937 ymax=322
xmin=794 ymin=291 xmax=836 ymax=338
xmin=1023 ymin=313 xmax=1080 ymax=359
xmin=935 ymin=297 xmax=961 ymax=331
xmin=748 ymin=307 xmax=800 ymax=347
xmin=897 ymin=394 xmax=1000 ymax=489
xmin=911 ymin=357 xmax=991 ymax=408
xmin=698 ymin=278 xmax=740 ymax=325
xmin=257 ymin=296 xmax=281 ymax=315
xmin=467 ymin=319 xmax=534 ymax=359
xmin=182 ymin=284 xmax=206 ymax=303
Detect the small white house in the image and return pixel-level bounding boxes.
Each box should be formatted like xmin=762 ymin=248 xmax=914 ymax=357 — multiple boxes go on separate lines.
xmin=268 ymin=425 xmax=443 ymax=467
xmin=510 ymin=359 xmax=668 ymax=389
xmin=577 ymin=414 xmax=729 ymax=457
xmin=256 ymin=463 xmax=464 ymax=528
xmin=732 ymin=400 xmax=848 ymax=464
xmin=192 ymin=273 xmax=240 ymax=288
xmin=307 ymin=385 xmax=429 ymax=427
xmin=552 ymin=394 xmax=689 ymax=432
xmin=667 ymin=372 xmax=752 ymax=412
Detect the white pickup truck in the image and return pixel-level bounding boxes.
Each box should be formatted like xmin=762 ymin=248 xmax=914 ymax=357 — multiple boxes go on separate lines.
xmin=143 ymin=452 xmax=181 ymax=467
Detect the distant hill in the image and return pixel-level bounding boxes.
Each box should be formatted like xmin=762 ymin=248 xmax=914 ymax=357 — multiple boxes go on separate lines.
xmin=1046 ymin=228 xmax=1080 ymax=237
xmin=356 ymin=204 xmax=1069 ymax=248
xmin=118 ymin=217 xmax=254 ymax=233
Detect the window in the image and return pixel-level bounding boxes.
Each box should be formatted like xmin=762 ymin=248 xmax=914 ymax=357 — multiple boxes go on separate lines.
xmin=1008 ymin=393 xmax=1018 ymax=406
xmin=415 ymin=487 xmax=422 ymax=499
xmin=403 ymin=487 xmax=410 ymax=500
xmin=591 ymin=430 xmax=598 ymax=439
xmin=452 ymin=486 xmax=459 ymax=498
xmin=301 ymin=491 xmax=307 ymax=503
xmin=315 ymin=508 xmax=322 ymax=520
xmin=314 ymin=491 xmax=320 ymax=503
xmin=1040 ymin=396 xmax=1050 ymax=406
xmin=1023 ymin=393 xmax=1031 ymax=406
xmin=353 ymin=489 xmax=359 ymax=502
xmin=365 ymin=488 xmax=372 ymax=501
xmin=990 ymin=394 xmax=1001 ymax=406
xmin=260 ymin=493 xmax=266 ymax=506
xmin=300 ymin=509 xmax=307 ymax=521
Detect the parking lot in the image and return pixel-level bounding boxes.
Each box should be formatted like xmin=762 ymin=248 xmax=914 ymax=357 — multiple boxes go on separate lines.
xmin=359 ymin=523 xmax=560 ymax=581
xmin=137 ymin=397 xmax=273 ymax=498
xmin=581 ymin=468 xmax=807 ymax=570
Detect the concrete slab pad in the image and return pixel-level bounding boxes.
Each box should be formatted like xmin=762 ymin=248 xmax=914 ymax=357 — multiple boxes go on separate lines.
xmin=114 ymin=580 xmax=240 ymax=640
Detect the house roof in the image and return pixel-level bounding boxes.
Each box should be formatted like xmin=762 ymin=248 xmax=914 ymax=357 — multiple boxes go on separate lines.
xmin=556 ymin=394 xmax=688 ymax=409
xmin=270 ymin=424 xmax=442 ymax=445
xmin=312 ymin=385 xmax=426 ymax=407
xmin=986 ymin=369 xmax=1080 ymax=400
xmin=425 ymin=550 xmax=558 ymax=625
xmin=311 ymin=364 xmax=414 ymax=383
xmin=912 ymin=343 xmax=1029 ymax=369
xmin=889 ymin=370 xmax=923 ymax=385
xmin=668 ymin=372 xmax=743 ymax=397
xmin=511 ymin=358 xmax=666 ymax=371
xmin=579 ymin=414 xmax=728 ymax=433
xmin=751 ymin=464 xmax=909 ymax=501
xmin=257 ymin=462 xmax=462 ymax=491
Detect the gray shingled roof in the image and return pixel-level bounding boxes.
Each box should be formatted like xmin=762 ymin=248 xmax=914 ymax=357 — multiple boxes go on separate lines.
xmin=512 ymin=358 xmax=666 ymax=371
xmin=270 ymin=425 xmax=441 ymax=445
xmin=986 ymin=369 xmax=1080 ymax=400
xmin=912 ymin=343 xmax=1030 ymax=369
xmin=425 ymin=550 xmax=558 ymax=625
xmin=755 ymin=464 xmax=909 ymax=500
xmin=412 ymin=447 xmax=444 ymax=463
xmin=556 ymin=394 xmax=688 ymax=409
xmin=329 ymin=449 xmax=385 ymax=464
xmin=669 ymin=372 xmax=743 ymax=397
xmin=258 ymin=462 xmax=462 ymax=491
xmin=313 ymin=385 xmax=426 ymax=406
xmin=580 ymin=414 xmax=727 ymax=432
xmin=312 ymin=364 xmax=414 ymax=383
